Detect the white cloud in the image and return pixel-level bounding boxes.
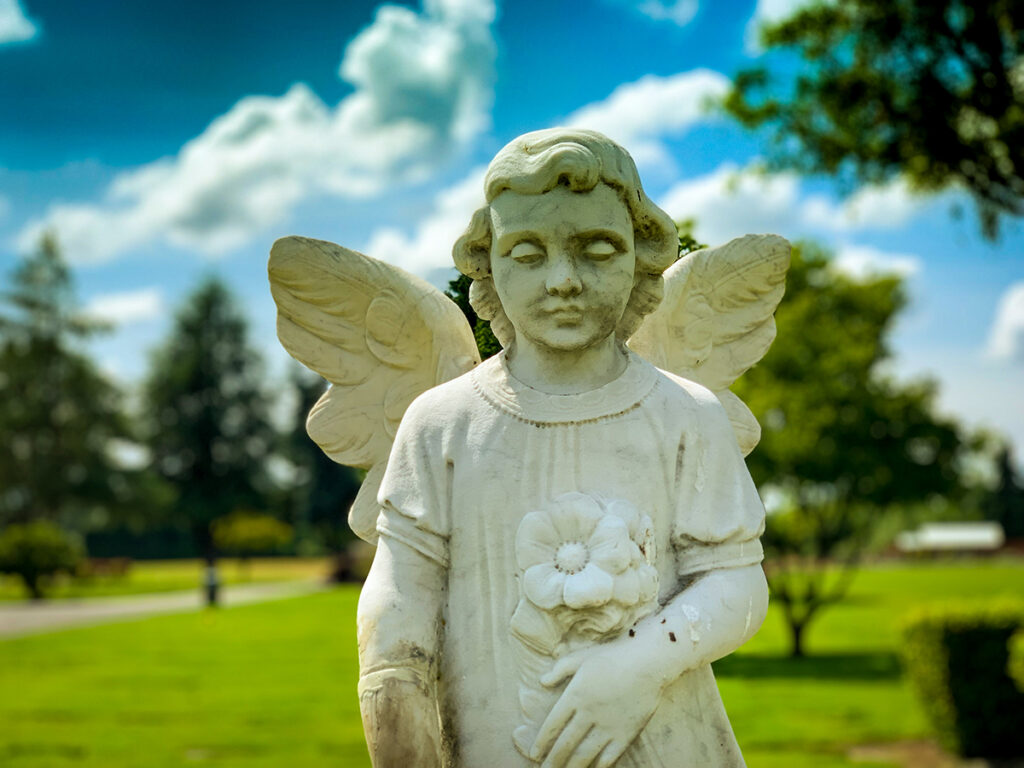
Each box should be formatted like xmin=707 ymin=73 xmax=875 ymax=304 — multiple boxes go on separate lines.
xmin=636 ymin=0 xmax=699 ymax=26
xmin=84 ymin=288 xmax=164 ymax=325
xmin=660 ymin=163 xmax=807 ymax=244
xmin=361 ymin=68 xmax=730 ymax=279
xmin=364 ymin=166 xmax=486 ymax=276
xmin=565 ymin=69 xmax=728 ymax=175
xmin=801 ymin=177 xmax=935 ymax=232
xmin=831 ymin=244 xmax=922 ymax=280
xmin=19 ymin=0 xmax=496 ymax=265
xmin=660 ymin=162 xmax=942 ymax=245
xmin=0 ymin=0 xmax=37 ymax=44
xmin=986 ymin=282 xmax=1024 ymax=362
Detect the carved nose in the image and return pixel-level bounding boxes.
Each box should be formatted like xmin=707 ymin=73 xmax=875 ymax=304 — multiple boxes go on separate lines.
xmin=545 ymin=255 xmax=582 ymax=297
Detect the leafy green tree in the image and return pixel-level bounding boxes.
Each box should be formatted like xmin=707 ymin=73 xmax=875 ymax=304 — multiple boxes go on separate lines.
xmin=212 ymin=512 xmax=293 ymax=576
xmin=445 ymin=274 xmax=501 ymax=358
xmin=0 ymin=235 xmax=138 ymax=532
xmin=725 ymin=0 xmax=1024 ymax=238
xmin=0 ymin=520 xmax=83 ymax=600
xmin=143 ymin=278 xmax=276 ymax=604
xmin=733 ymin=243 xmax=970 ymax=656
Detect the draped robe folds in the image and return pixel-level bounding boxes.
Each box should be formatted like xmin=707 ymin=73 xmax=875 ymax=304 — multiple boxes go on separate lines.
xmin=374 ymin=350 xmax=765 ymax=767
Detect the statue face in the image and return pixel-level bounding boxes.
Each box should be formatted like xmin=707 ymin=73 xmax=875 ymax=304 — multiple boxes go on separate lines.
xmin=488 ymin=183 xmax=636 ymax=353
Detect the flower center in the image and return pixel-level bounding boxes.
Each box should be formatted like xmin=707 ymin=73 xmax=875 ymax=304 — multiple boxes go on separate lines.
xmin=553 ymin=541 xmax=589 ymax=574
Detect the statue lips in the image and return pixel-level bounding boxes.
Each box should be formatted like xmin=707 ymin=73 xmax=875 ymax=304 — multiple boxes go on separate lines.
xmin=544 ymin=304 xmax=586 ymax=325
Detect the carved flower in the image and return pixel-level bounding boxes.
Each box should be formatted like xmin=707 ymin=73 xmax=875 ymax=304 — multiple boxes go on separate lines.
xmin=516 ymin=492 xmax=658 ymax=611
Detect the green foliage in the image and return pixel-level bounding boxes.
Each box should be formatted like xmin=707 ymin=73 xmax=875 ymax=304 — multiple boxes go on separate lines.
xmin=0 ymin=235 xmax=142 ymax=532
xmin=725 ymin=0 xmax=1024 ymax=238
xmin=902 ymin=602 xmax=1024 ymax=758
xmin=983 ymin=445 xmax=1024 ymax=537
xmin=143 ymin=278 xmax=276 ymax=565
xmin=287 ymin=368 xmax=361 ymax=552
xmin=0 ymin=520 xmax=83 ymax=599
xmin=676 ymin=217 xmax=706 ymax=255
xmin=734 ymin=243 xmax=970 ymax=655
xmin=445 ymin=273 xmax=501 ymax=358
xmin=212 ymin=513 xmax=293 ymax=559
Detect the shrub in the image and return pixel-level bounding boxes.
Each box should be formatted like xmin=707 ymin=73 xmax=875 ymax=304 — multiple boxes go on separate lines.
xmin=902 ymin=601 xmax=1024 ymax=759
xmin=212 ymin=512 xmax=293 ymax=562
xmin=0 ymin=521 xmax=84 ymax=600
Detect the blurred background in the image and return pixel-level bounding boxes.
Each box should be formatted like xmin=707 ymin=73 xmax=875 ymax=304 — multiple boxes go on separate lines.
xmin=0 ymin=0 xmax=1022 ymax=766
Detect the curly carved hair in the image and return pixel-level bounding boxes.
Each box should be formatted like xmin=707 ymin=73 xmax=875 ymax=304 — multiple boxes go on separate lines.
xmin=452 ymin=128 xmax=679 ymax=348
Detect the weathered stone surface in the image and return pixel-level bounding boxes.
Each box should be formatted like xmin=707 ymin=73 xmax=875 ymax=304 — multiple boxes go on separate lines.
xmin=270 ymin=128 xmax=790 ymax=767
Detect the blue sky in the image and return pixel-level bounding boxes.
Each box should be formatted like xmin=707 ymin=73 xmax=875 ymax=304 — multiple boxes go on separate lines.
xmin=1 ymin=0 xmax=1022 ymax=464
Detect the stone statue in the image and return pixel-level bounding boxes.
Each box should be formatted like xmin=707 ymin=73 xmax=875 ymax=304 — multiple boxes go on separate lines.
xmin=269 ymin=128 xmax=789 ymax=767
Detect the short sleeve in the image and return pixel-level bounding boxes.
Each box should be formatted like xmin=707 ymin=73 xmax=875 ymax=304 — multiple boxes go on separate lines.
xmin=673 ymin=392 xmax=765 ymax=577
xmin=375 ymin=399 xmax=452 ymax=569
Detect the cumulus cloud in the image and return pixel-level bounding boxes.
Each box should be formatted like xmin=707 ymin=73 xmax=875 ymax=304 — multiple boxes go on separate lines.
xmin=20 ymin=0 xmax=496 ymax=265
xmin=986 ymin=282 xmax=1024 ymax=362
xmin=659 ymin=163 xmax=807 ymax=243
xmin=660 ymin=162 xmax=940 ymax=245
xmin=802 ymin=177 xmax=936 ymax=232
xmin=0 ymin=0 xmax=37 ymax=44
xmin=361 ymin=68 xmax=730 ymax=279
xmin=565 ymin=69 xmax=729 ymax=175
xmin=831 ymin=244 xmax=921 ymax=280
xmin=363 ymin=166 xmax=485 ymax=276
xmin=85 ymin=288 xmax=165 ymax=325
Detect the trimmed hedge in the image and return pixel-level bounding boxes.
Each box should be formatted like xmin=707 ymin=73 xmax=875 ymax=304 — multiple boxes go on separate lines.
xmin=902 ymin=601 xmax=1024 ymax=759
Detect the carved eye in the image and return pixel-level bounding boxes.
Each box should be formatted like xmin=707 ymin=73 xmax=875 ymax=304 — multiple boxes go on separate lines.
xmin=509 ymin=242 xmax=544 ymax=264
xmin=582 ymin=239 xmax=618 ymax=261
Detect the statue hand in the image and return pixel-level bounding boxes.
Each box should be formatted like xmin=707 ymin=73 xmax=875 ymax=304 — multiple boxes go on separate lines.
xmin=530 ymin=642 xmax=663 ymax=768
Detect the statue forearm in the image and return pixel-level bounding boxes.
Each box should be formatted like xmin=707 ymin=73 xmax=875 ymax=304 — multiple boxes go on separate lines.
xmin=359 ymin=669 xmax=443 ymax=768
xmin=357 ymin=536 xmax=447 ymax=768
xmin=627 ymin=564 xmax=769 ymax=689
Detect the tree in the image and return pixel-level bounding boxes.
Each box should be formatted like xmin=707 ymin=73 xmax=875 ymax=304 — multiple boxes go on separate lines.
xmin=0 ymin=235 xmax=138 ymax=533
xmin=287 ymin=368 xmax=362 ymax=580
xmin=983 ymin=444 xmax=1024 ymax=538
xmin=212 ymin=512 xmax=293 ymax=576
xmin=732 ymin=243 xmax=970 ymax=656
xmin=143 ymin=278 xmax=276 ymax=604
xmin=725 ymin=0 xmax=1024 ymax=238
xmin=0 ymin=521 xmax=83 ymax=600
xmin=445 ymin=274 xmax=501 ymax=358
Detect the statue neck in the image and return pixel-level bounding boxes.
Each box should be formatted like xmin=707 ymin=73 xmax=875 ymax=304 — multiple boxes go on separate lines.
xmin=504 ymin=335 xmax=628 ymax=395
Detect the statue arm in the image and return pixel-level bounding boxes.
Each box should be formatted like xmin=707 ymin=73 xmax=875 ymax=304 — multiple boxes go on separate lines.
xmin=531 ymin=564 xmax=768 ymax=768
xmin=357 ymin=535 xmax=447 ymax=768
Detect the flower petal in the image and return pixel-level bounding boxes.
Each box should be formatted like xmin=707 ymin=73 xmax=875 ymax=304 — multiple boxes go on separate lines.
xmin=516 ymin=511 xmax=561 ymax=570
xmin=523 ymin=563 xmax=566 ymax=609
xmin=550 ymin=492 xmax=603 ymax=542
xmin=612 ymin=568 xmax=641 ymax=605
xmin=563 ymin=563 xmax=613 ymax=609
xmin=588 ymin=516 xmax=632 ymax=574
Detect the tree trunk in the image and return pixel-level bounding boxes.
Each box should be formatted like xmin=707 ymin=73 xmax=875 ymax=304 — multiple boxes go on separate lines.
xmin=789 ymin=618 xmax=807 ymax=658
xmin=24 ymin=573 xmax=44 ymax=601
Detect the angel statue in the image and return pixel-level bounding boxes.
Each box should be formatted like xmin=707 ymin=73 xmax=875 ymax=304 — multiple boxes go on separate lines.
xmin=269 ymin=128 xmax=789 ymax=768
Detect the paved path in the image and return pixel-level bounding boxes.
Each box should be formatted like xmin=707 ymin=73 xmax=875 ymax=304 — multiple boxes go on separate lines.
xmin=0 ymin=580 xmax=327 ymax=639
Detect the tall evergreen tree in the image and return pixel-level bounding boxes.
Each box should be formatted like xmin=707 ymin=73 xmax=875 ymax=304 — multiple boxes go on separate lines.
xmin=144 ymin=277 xmax=275 ymax=603
xmin=0 ymin=235 xmax=135 ymax=532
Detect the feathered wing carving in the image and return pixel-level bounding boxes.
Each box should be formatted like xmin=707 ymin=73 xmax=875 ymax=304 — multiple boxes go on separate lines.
xmin=269 ymin=236 xmax=481 ymax=543
xmin=628 ymin=234 xmax=791 ymax=456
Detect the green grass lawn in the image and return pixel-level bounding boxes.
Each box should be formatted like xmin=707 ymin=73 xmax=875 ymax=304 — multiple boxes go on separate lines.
xmin=1 ymin=558 xmax=1021 ymax=767
xmin=0 ymin=558 xmax=332 ymax=602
